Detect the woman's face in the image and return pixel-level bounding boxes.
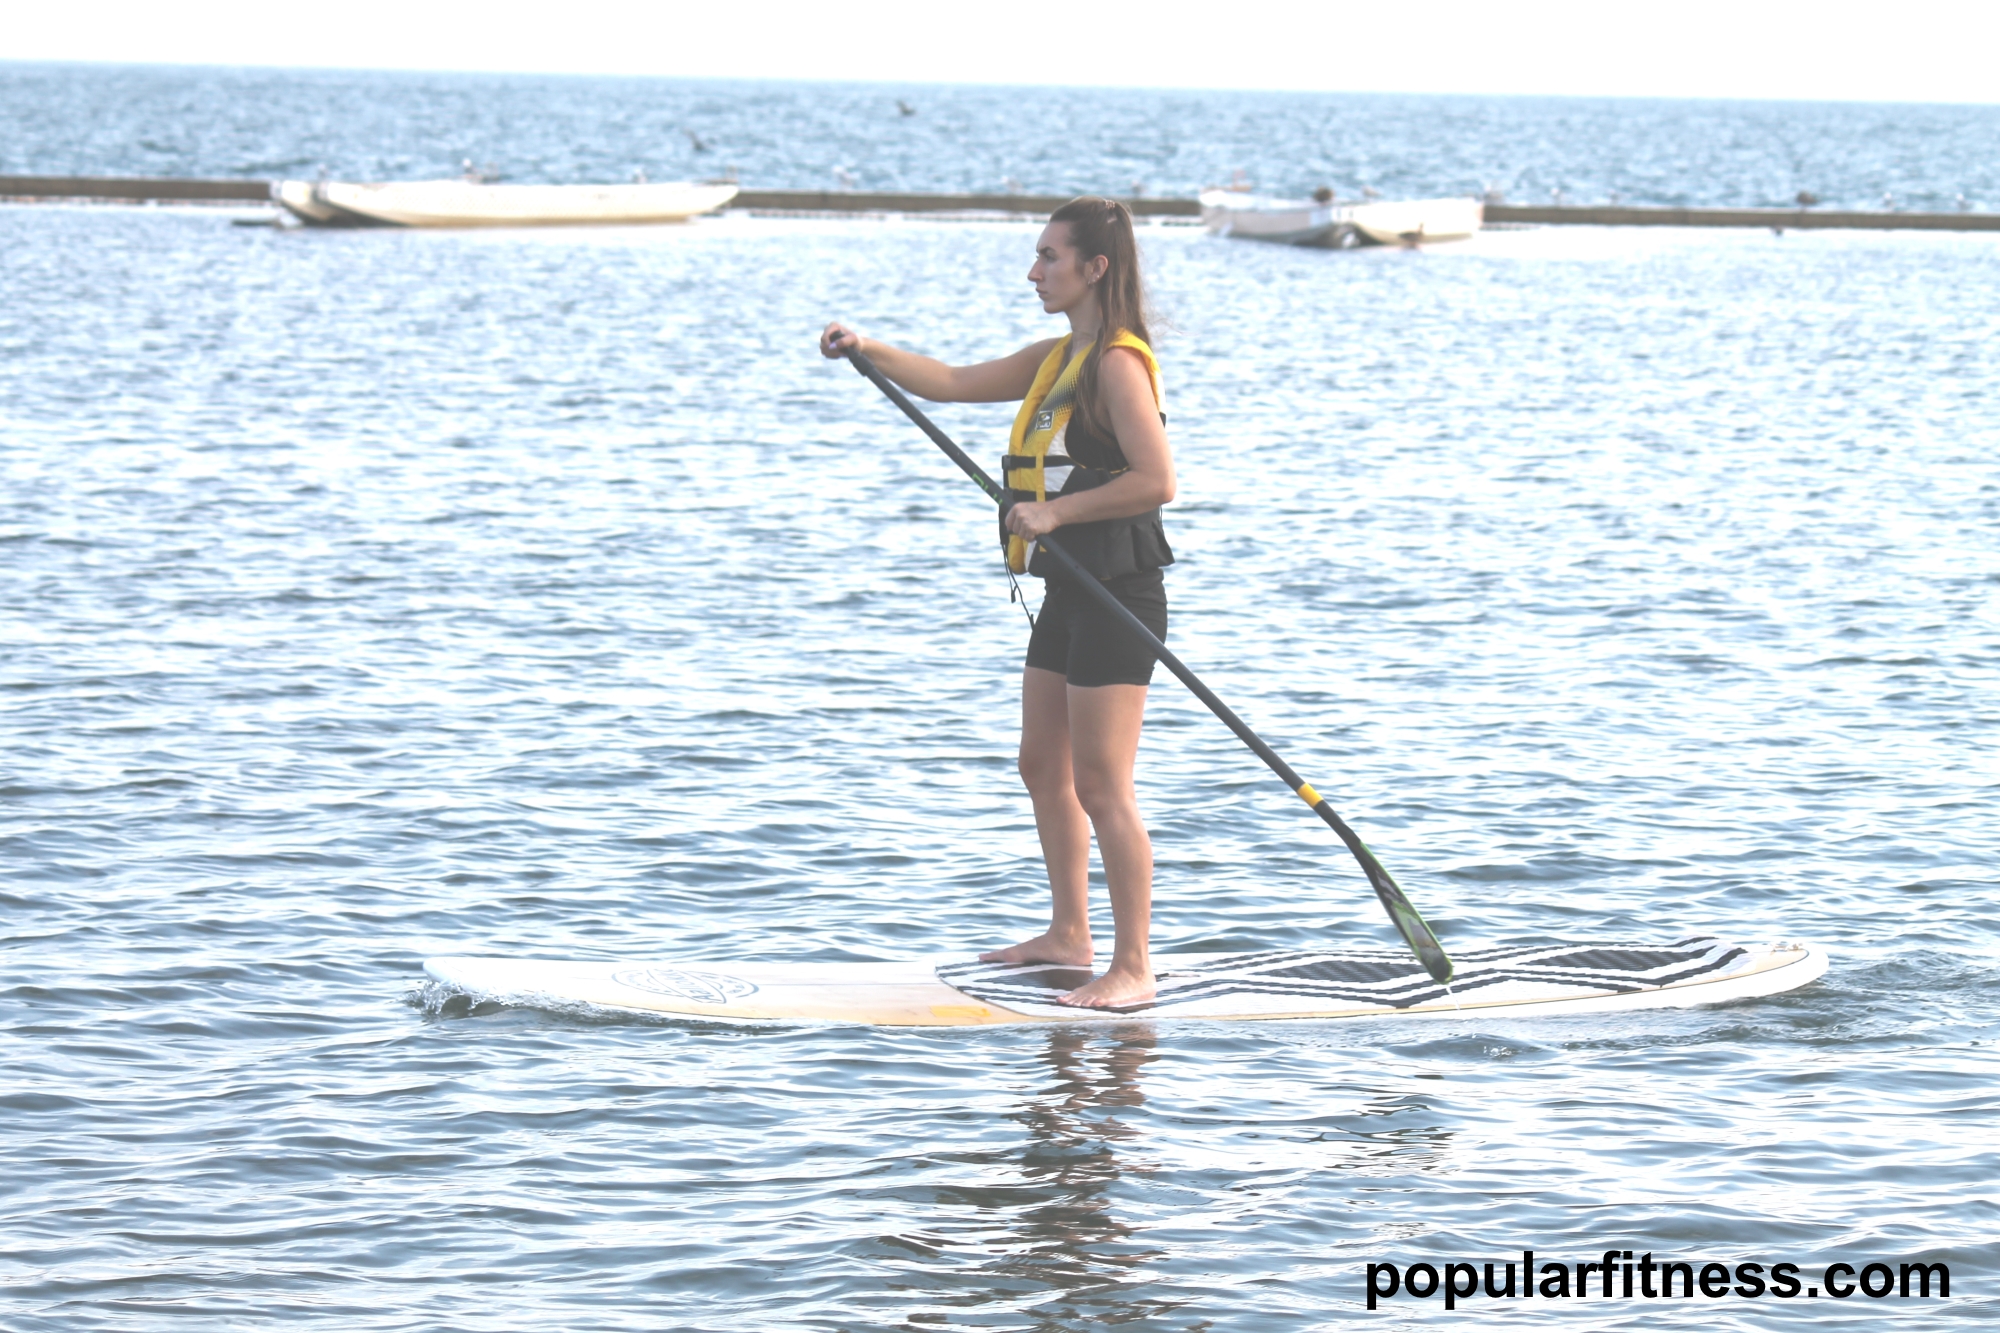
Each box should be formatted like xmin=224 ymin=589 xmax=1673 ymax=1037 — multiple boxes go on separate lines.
xmin=1029 ymin=222 xmax=1107 ymax=317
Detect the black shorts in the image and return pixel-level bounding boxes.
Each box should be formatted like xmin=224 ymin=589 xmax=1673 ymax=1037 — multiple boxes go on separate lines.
xmin=1023 ymin=569 xmax=1168 ymax=688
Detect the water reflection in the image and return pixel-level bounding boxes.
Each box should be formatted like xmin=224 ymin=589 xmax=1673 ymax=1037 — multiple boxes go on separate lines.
xmin=1015 ymin=1025 xmax=1157 ymax=1221
xmin=979 ymin=1027 xmax=1187 ymax=1328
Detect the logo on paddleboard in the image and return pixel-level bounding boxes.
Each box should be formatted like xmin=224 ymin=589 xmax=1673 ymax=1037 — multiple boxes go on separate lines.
xmin=612 ymin=966 xmax=758 ymax=1005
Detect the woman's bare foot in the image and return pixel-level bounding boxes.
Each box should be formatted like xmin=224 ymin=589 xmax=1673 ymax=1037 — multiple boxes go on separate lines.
xmin=1057 ymin=965 xmax=1156 ymax=1009
xmin=979 ymin=930 xmax=1094 ymax=966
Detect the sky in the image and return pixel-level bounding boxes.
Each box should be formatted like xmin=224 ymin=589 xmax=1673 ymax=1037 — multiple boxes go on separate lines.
xmin=8 ymin=0 xmax=1999 ymax=103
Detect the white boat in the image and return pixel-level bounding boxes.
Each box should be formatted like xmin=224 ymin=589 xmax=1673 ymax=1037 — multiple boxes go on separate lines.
xmin=1349 ymin=196 xmax=1483 ymax=245
xmin=274 ymin=178 xmax=740 ymax=228
xmin=1199 ymin=187 xmax=1357 ymax=246
xmin=1199 ymin=187 xmax=1482 ymax=248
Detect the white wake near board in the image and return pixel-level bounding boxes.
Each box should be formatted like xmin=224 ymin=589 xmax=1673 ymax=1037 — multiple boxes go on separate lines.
xmin=422 ymin=937 xmax=1825 ymax=1027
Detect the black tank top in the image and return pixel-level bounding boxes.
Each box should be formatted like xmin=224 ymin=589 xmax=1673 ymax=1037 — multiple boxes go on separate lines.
xmin=1035 ymin=407 xmax=1175 ymax=581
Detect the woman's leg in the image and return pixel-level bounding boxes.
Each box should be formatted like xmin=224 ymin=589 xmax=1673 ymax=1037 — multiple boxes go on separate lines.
xmin=978 ymin=666 xmax=1095 ymax=965
xmin=1057 ymin=681 xmax=1155 ymax=1007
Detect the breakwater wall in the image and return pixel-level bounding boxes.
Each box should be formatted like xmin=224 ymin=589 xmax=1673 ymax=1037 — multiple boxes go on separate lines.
xmin=1485 ymin=203 xmax=2000 ymax=232
xmin=0 ymin=175 xmax=272 ymax=203
xmin=4 ymin=177 xmax=1998 ymax=232
xmin=731 ymin=189 xmax=1197 ymax=217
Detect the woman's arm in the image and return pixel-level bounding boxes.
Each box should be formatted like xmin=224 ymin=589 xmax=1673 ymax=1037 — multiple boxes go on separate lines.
xmin=820 ymin=322 xmax=1056 ymax=404
xmin=1005 ymin=347 xmax=1176 ymax=540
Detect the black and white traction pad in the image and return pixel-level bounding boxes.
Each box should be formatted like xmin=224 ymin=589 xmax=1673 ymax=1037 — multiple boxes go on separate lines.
xmin=937 ymin=937 xmax=1753 ymax=1019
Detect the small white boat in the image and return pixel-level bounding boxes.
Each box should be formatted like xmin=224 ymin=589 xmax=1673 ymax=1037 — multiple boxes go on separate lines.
xmin=1199 ymin=187 xmax=1482 ymax=248
xmin=1200 ymin=187 xmax=1357 ymax=246
xmin=275 ymin=178 xmax=739 ymax=228
xmin=1349 ymin=196 xmax=1483 ymax=245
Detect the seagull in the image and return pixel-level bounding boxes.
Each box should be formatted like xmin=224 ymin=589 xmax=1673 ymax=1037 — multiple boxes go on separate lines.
xmin=1796 ymin=190 xmax=1819 ymax=207
xmin=686 ymin=130 xmax=710 ymax=153
xmin=897 ymin=100 xmax=916 ymax=117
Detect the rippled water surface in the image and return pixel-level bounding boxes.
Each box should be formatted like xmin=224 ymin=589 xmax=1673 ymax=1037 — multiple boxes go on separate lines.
xmin=6 ymin=62 xmax=2000 ymax=210
xmin=3 ymin=203 xmax=1998 ymax=1329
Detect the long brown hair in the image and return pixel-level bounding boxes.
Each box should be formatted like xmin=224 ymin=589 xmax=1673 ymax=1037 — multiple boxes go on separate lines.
xmin=1049 ymin=196 xmax=1152 ymax=442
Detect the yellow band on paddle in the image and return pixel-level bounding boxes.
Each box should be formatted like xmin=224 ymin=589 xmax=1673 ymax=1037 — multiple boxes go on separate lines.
xmin=1297 ymin=783 xmax=1322 ymax=806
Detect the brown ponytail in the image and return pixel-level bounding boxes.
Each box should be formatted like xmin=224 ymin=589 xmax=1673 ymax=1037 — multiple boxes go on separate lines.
xmin=1048 ymin=196 xmax=1152 ymax=442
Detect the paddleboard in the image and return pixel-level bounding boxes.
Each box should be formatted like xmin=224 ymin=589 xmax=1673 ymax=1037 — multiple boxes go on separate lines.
xmin=422 ymin=937 xmax=1824 ymax=1027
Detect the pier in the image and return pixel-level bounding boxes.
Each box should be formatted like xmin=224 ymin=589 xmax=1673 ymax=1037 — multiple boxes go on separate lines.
xmin=1483 ymin=202 xmax=2000 ymax=232
xmin=3 ymin=176 xmax=1997 ymax=232
xmin=0 ymin=175 xmax=272 ymax=203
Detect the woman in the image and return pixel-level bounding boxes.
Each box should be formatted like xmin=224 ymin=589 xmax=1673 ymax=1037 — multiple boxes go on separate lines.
xmin=819 ymin=197 xmax=1175 ymax=1008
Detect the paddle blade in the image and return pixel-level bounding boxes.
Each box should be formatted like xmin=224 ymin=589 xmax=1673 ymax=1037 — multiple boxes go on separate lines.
xmin=1312 ymin=801 xmax=1454 ymax=983
xmin=1357 ymin=850 xmax=1455 ymax=984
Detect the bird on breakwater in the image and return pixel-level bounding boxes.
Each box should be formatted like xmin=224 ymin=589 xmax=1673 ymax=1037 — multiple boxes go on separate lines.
xmin=1796 ymin=190 xmax=1819 ymax=206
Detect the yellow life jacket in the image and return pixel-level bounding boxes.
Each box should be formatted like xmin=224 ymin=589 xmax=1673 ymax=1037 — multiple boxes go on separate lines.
xmin=1001 ymin=331 xmax=1166 ymax=576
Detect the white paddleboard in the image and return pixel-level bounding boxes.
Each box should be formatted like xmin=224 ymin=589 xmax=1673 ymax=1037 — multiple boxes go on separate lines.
xmin=422 ymin=937 xmax=1824 ymax=1027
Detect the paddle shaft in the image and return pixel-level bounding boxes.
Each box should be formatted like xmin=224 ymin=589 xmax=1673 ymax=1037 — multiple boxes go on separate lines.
xmin=843 ymin=347 xmax=1452 ymax=984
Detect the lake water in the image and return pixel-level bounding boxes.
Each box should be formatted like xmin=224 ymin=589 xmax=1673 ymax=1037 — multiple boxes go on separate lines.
xmin=3 ymin=68 xmax=1999 ymax=1332
xmin=4 ymin=61 xmax=2000 ymax=211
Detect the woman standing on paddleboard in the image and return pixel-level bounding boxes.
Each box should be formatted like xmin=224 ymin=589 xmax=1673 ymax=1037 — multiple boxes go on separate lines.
xmin=819 ymin=197 xmax=1175 ymax=1009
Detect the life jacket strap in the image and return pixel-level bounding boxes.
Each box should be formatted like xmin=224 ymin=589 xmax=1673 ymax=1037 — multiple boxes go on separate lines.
xmin=1001 ymin=456 xmax=1130 ymax=480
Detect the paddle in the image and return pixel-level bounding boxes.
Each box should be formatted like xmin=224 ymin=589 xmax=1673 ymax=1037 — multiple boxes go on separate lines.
xmin=841 ymin=346 xmax=1454 ymax=984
